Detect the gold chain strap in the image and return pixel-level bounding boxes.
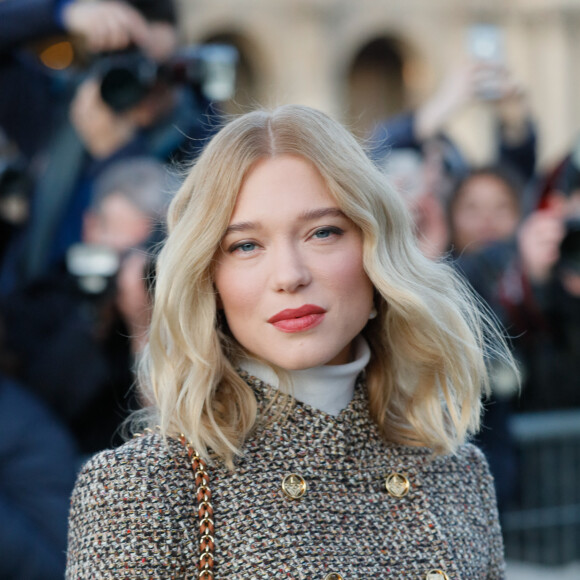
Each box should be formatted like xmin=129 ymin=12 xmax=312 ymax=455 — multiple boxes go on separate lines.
xmin=179 ymin=434 xmax=215 ymax=579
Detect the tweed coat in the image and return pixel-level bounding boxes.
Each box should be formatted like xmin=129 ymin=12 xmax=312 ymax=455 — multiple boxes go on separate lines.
xmin=66 ymin=373 xmax=505 ymax=579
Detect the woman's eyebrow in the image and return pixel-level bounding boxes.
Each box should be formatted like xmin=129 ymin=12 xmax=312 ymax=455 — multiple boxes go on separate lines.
xmin=299 ymin=207 xmax=345 ymax=221
xmin=224 ymin=221 xmax=257 ymax=235
xmin=224 ymin=207 xmax=345 ymax=236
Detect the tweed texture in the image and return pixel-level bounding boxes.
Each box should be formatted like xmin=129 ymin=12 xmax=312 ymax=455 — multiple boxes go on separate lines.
xmin=66 ymin=373 xmax=505 ymax=579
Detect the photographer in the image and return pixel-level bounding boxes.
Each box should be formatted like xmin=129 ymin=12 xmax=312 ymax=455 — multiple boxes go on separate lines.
xmin=0 ymin=0 xmax=172 ymax=54
xmin=457 ymin=142 xmax=580 ymax=411
xmin=0 ymin=0 xmax=177 ymax=160
xmin=0 ymin=156 xmax=177 ymax=454
xmin=1 ymin=18 xmax=232 ymax=292
xmin=0 ymin=0 xmax=194 ymax=292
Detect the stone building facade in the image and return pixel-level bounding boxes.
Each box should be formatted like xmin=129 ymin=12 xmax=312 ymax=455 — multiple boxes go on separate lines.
xmin=178 ymin=0 xmax=580 ymax=170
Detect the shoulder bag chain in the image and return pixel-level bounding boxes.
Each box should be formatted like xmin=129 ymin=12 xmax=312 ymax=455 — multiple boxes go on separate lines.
xmin=179 ymin=434 xmax=215 ymax=579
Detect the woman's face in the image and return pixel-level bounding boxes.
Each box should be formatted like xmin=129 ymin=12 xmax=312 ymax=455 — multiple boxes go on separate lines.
xmin=214 ymin=154 xmax=374 ymax=369
xmin=451 ymin=174 xmax=520 ymax=253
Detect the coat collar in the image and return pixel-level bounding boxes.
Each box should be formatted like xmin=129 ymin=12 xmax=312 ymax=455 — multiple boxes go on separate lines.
xmin=237 ymin=369 xmax=435 ymax=477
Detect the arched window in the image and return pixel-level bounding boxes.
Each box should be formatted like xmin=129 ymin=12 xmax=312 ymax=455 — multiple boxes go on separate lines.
xmin=347 ymin=37 xmax=405 ymax=138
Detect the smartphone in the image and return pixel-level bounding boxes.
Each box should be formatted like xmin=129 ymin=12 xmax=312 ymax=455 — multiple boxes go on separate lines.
xmin=468 ymin=24 xmax=505 ymax=100
xmin=468 ymin=24 xmax=504 ymax=63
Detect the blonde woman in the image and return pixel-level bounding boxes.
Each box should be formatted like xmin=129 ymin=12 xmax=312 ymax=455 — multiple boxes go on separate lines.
xmin=66 ymin=105 xmax=512 ymax=579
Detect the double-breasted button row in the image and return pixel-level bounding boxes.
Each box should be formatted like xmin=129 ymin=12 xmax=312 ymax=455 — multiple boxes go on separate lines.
xmin=321 ymin=571 xmax=447 ymax=579
xmin=321 ymin=571 xmax=447 ymax=580
xmin=281 ymin=472 xmax=410 ymax=499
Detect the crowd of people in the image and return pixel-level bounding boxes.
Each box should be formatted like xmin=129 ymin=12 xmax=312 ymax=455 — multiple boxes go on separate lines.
xmin=0 ymin=1 xmax=579 ymax=577
xmin=370 ymin=60 xmax=580 ymax=511
xmin=0 ymin=0 xmax=222 ymax=577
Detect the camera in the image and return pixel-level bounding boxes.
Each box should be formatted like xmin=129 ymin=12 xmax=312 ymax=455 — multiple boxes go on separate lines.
xmin=66 ymin=241 xmax=158 ymax=299
xmin=96 ymin=44 xmax=238 ymax=112
xmin=66 ymin=243 xmax=120 ymax=296
xmin=559 ymin=218 xmax=580 ymax=274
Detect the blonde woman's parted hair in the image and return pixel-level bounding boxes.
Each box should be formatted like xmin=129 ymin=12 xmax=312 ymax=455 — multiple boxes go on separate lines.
xmin=137 ymin=104 xmax=515 ymax=467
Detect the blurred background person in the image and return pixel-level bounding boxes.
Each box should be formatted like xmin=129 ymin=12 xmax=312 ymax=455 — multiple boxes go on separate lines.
xmin=0 ymin=0 xmax=231 ymax=293
xmin=448 ymin=165 xmax=524 ymax=257
xmin=0 ymin=156 xmax=177 ymax=454
xmin=378 ymin=146 xmax=452 ymax=260
xmin=447 ymin=165 xmax=527 ymax=512
xmin=0 ymin=0 xmax=177 ymax=160
xmin=371 ymin=59 xmax=536 ymax=184
xmin=0 ymin=373 xmax=78 ymax=580
xmin=451 ymin=143 xmax=580 ymax=526
xmin=370 ymin=60 xmax=536 ymax=262
xmin=0 ymin=7 xmax=182 ymax=577
xmin=459 ymin=141 xmax=580 ymax=413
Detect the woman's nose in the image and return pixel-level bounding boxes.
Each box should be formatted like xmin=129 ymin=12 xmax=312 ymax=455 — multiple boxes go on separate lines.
xmin=269 ymin=243 xmax=312 ymax=293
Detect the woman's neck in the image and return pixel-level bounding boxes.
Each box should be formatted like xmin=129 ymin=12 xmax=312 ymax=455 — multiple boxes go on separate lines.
xmin=239 ymin=336 xmax=371 ymax=416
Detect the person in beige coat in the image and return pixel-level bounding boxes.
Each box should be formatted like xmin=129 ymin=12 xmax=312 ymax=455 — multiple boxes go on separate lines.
xmin=66 ymin=104 xmax=514 ymax=579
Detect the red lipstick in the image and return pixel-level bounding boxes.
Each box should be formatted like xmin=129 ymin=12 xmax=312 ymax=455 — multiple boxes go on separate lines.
xmin=268 ymin=304 xmax=326 ymax=333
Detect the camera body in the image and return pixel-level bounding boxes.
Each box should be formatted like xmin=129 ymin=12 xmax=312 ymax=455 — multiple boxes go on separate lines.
xmin=559 ymin=218 xmax=580 ymax=274
xmin=66 ymin=243 xmax=120 ymax=297
xmin=96 ymin=44 xmax=238 ymax=112
xmin=66 ymin=242 xmax=157 ymax=301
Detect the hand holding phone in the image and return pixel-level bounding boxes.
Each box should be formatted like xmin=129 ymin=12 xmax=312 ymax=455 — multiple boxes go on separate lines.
xmin=468 ymin=24 xmax=505 ymax=100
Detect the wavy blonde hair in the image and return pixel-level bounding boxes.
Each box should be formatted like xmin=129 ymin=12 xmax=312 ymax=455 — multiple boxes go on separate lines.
xmin=137 ymin=104 xmax=513 ymax=467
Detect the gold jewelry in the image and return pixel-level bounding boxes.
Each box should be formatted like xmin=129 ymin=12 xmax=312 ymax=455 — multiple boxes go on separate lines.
xmin=179 ymin=435 xmax=215 ymax=579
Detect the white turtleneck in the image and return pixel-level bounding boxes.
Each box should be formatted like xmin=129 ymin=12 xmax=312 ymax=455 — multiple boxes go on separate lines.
xmin=238 ymin=336 xmax=371 ymax=416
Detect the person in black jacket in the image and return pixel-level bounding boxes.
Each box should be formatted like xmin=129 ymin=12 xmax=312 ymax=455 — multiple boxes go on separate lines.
xmin=458 ymin=148 xmax=580 ymax=412
xmin=0 ymin=156 xmax=177 ymax=454
xmin=0 ymin=374 xmax=78 ymax=580
xmin=0 ymin=0 xmax=177 ymax=160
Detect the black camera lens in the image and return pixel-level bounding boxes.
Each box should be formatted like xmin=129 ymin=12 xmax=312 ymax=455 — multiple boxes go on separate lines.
xmin=100 ymin=68 xmax=149 ymax=112
xmin=560 ymin=218 xmax=580 ymax=273
xmin=95 ymin=44 xmax=238 ymax=112
xmin=98 ymin=52 xmax=157 ymax=112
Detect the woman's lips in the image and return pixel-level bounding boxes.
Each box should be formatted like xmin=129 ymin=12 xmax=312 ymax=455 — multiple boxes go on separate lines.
xmin=268 ymin=304 xmax=326 ymax=333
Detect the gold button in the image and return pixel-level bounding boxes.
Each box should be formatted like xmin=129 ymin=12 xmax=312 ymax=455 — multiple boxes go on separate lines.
xmin=385 ymin=472 xmax=410 ymax=498
xmin=281 ymin=473 xmax=307 ymax=499
xmin=425 ymin=570 xmax=449 ymax=580
xmin=324 ymin=574 xmax=343 ymax=580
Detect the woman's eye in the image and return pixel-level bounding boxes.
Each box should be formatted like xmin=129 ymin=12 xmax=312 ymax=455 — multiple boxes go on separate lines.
xmin=312 ymin=226 xmax=343 ymax=239
xmin=231 ymin=241 xmax=257 ymax=253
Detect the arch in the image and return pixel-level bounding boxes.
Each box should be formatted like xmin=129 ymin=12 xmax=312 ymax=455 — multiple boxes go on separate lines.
xmin=345 ymin=36 xmax=407 ymax=138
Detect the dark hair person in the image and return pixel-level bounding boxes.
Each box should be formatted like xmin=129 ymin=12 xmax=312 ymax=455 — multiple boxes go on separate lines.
xmin=448 ymin=166 xmax=523 ymax=256
xmin=66 ymin=105 xmax=514 ymax=579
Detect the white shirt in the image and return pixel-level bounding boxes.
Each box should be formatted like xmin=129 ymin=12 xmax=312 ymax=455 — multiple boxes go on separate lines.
xmin=239 ymin=336 xmax=371 ymax=416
